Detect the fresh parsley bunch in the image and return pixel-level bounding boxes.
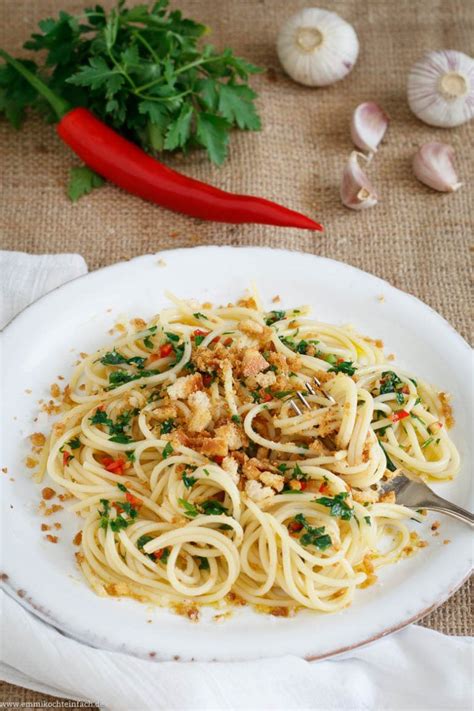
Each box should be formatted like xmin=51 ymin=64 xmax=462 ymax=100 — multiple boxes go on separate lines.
xmin=0 ymin=0 xmax=261 ymax=167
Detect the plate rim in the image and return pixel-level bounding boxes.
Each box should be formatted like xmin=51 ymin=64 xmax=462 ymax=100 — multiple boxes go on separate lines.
xmin=1 ymin=245 xmax=472 ymax=662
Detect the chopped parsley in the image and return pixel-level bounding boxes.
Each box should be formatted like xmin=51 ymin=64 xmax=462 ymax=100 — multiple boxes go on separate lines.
xmin=421 ymin=436 xmax=434 ymax=449
xmin=200 ymin=500 xmax=228 ymax=516
xmin=396 ymin=392 xmax=405 ymax=405
xmin=89 ymin=408 xmax=137 ymax=443
xmin=182 ymin=472 xmax=197 ymax=488
xmin=117 ymin=483 xmax=127 ymax=492
xmin=379 ymin=371 xmax=402 ymax=395
xmin=67 ymin=437 xmax=81 ymax=449
xmin=165 ymin=331 xmax=180 ymax=342
xmin=379 ymin=442 xmax=397 ymax=472
xmin=198 ymin=556 xmax=210 ymax=571
xmin=271 ymin=390 xmax=294 ymax=399
xmin=179 ymin=497 xmax=229 ymax=517
xmin=293 ymin=514 xmax=332 ymax=551
xmin=126 ymin=450 xmax=136 ymax=462
xmin=107 ymin=368 xmax=156 ymax=389
xmin=178 ymin=498 xmax=199 ymax=518
xmin=364 ymin=516 xmax=371 ymax=525
xmin=328 ymin=360 xmax=356 ymax=376
xmin=231 ymin=414 xmax=241 ymax=424
xmin=265 ymin=310 xmax=286 ymax=326
xmin=143 ymin=326 xmax=158 ymax=349
xmin=316 ymin=492 xmax=353 ymax=520
xmin=194 ymin=335 xmax=206 ymax=346
xmin=250 ymin=390 xmax=261 ymax=403
xmin=291 ymin=463 xmax=308 ymax=481
xmin=100 ymin=349 xmax=146 ymax=370
xmin=98 ymin=498 xmax=135 ymax=531
xmin=193 ymin=312 xmax=207 ymax=320
xmin=160 ymin=418 xmax=176 ymax=435
xmin=162 ymin=442 xmax=174 ymax=459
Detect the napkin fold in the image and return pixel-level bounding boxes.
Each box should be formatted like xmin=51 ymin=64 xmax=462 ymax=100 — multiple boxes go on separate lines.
xmin=0 ymin=250 xmax=472 ymax=711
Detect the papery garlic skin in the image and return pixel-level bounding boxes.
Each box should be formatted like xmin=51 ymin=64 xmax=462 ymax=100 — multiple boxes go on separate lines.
xmin=351 ymin=102 xmax=389 ymax=153
xmin=408 ymin=50 xmax=474 ymax=127
xmin=341 ymin=152 xmax=378 ymax=210
xmin=277 ymin=8 xmax=359 ymax=87
xmin=413 ymin=142 xmax=462 ymax=192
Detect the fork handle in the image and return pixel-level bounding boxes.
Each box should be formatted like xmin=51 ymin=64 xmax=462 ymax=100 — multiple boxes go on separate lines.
xmin=420 ymin=493 xmax=474 ymax=527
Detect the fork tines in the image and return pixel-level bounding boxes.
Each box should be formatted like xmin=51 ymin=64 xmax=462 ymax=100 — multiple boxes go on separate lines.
xmin=289 ymin=376 xmax=335 ymax=416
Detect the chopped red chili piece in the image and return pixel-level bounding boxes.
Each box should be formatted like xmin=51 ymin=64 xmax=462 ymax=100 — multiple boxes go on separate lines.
xmin=213 ymin=455 xmax=224 ymax=465
xmin=62 ymin=451 xmax=72 ymax=466
xmin=159 ymin=343 xmax=173 ymax=358
xmin=193 ymin=329 xmax=209 ymax=337
xmin=262 ymin=392 xmax=273 ymax=402
xmin=288 ymin=521 xmax=303 ymax=533
xmin=102 ymin=457 xmax=125 ymax=475
xmin=300 ymin=481 xmax=308 ymax=491
xmin=211 ymin=336 xmax=220 ymax=344
xmin=392 ymin=409 xmax=409 ymax=422
xmin=125 ymin=491 xmax=143 ymax=507
xmin=319 ymin=482 xmax=329 ymax=493
xmin=202 ymin=373 xmax=213 ymax=388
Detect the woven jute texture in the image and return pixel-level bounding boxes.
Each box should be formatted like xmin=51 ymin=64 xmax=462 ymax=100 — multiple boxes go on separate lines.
xmin=1 ymin=0 xmax=473 ymax=704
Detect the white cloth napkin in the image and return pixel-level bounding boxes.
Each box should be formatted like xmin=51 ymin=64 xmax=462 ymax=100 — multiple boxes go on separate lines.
xmin=0 ymin=250 xmax=472 ymax=711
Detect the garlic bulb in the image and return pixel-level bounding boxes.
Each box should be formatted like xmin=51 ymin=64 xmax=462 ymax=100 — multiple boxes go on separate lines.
xmin=341 ymin=152 xmax=378 ymax=210
xmin=407 ymin=50 xmax=474 ymax=127
xmin=351 ymin=102 xmax=389 ymax=154
xmin=413 ymin=142 xmax=462 ymax=192
xmin=277 ymin=8 xmax=359 ymax=87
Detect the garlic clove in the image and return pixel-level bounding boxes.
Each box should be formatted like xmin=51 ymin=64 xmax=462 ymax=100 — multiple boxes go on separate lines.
xmin=351 ymin=102 xmax=389 ymax=154
xmin=341 ymin=152 xmax=378 ymax=210
xmin=413 ymin=142 xmax=462 ymax=192
xmin=407 ymin=50 xmax=474 ymax=128
xmin=277 ymin=8 xmax=359 ymax=87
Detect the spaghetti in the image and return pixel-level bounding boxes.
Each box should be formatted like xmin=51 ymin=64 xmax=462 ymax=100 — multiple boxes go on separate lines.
xmin=37 ymin=291 xmax=459 ymax=613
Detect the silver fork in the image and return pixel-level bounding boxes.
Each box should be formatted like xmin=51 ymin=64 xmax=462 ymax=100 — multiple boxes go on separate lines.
xmin=289 ymin=378 xmax=474 ymax=527
xmin=380 ymin=474 xmax=474 ymax=527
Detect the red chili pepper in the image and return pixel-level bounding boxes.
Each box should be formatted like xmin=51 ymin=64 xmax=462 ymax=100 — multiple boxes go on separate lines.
xmin=300 ymin=481 xmax=308 ymax=491
xmin=288 ymin=521 xmax=303 ymax=533
xmin=193 ymin=329 xmax=209 ymax=337
xmin=213 ymin=455 xmax=224 ymax=465
xmin=154 ymin=548 xmax=165 ymax=560
xmin=262 ymin=392 xmax=273 ymax=402
xmin=392 ymin=409 xmax=409 ymax=422
xmin=318 ymin=482 xmax=329 ymax=493
xmin=0 ymin=50 xmax=323 ymax=232
xmin=102 ymin=457 xmax=125 ymax=475
xmin=125 ymin=491 xmax=143 ymax=508
xmin=202 ymin=373 xmax=213 ymax=388
xmin=62 ymin=451 xmax=72 ymax=466
xmin=159 ymin=343 xmax=173 ymax=358
xmin=223 ymin=337 xmax=233 ymax=347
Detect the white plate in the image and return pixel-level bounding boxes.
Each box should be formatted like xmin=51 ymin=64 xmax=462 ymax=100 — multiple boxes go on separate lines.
xmin=1 ymin=247 xmax=472 ymax=662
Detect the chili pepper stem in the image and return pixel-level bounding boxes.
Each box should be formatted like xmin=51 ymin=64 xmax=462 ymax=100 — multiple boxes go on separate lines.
xmin=0 ymin=48 xmax=70 ymax=120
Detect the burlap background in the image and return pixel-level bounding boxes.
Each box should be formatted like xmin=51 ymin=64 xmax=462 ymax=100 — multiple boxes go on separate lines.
xmin=1 ymin=0 xmax=472 ymax=705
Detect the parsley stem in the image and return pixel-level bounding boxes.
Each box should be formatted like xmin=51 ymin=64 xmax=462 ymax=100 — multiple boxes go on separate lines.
xmin=132 ymin=31 xmax=159 ymax=63
xmin=0 ymin=48 xmax=70 ymax=119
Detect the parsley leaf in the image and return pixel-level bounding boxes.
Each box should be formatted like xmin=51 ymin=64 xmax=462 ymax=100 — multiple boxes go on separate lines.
xmin=198 ymin=556 xmax=210 ymax=570
xmin=67 ymin=437 xmax=81 ymax=449
xmin=68 ymin=166 xmax=104 ymax=202
xmin=379 ymin=371 xmax=402 ymax=395
xmin=162 ymin=442 xmax=174 ymax=459
xmin=196 ymin=112 xmax=230 ymax=165
xmin=316 ymin=492 xmax=353 ymax=520
xmin=328 ymin=361 xmax=356 ymax=376
xmin=200 ymin=500 xmax=228 ymax=515
xmin=182 ymin=472 xmax=197 ymax=488
xmin=160 ymin=418 xmax=175 ymax=435
xmin=179 ymin=497 xmax=199 ymax=518
xmin=293 ymin=514 xmax=332 ymax=551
